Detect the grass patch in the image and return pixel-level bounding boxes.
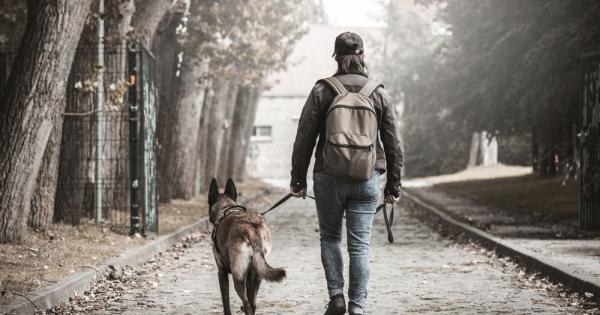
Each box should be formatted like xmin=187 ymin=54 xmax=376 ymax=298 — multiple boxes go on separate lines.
xmin=435 ymin=174 xmax=579 ymax=220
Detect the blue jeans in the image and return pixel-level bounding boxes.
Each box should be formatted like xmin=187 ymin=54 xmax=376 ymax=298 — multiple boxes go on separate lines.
xmin=313 ymin=171 xmax=380 ymax=315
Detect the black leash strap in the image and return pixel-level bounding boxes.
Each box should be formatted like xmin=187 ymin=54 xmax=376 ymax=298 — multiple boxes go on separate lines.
xmin=376 ymin=203 xmax=395 ymax=243
xmin=260 ymin=193 xmax=315 ymax=216
xmin=261 ymin=193 xmax=394 ymax=243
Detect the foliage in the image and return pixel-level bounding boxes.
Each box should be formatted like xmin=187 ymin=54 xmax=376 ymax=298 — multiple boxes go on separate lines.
xmin=386 ymin=0 xmax=600 ymax=176
xmin=0 ymin=0 xmax=27 ymax=45
xmin=184 ymin=0 xmax=316 ymax=85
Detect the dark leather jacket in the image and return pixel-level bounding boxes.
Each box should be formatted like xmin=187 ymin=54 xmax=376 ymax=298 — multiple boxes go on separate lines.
xmin=290 ymin=73 xmax=404 ymax=196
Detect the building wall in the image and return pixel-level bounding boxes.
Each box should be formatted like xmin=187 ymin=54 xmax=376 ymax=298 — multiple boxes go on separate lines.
xmin=246 ymin=24 xmax=384 ymax=180
xmin=246 ymin=96 xmax=315 ymax=179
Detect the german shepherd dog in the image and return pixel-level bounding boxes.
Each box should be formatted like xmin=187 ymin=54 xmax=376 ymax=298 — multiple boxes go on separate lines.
xmin=208 ymin=178 xmax=286 ymax=315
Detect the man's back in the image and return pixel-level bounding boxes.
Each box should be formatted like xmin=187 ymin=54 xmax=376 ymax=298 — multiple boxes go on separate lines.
xmin=290 ymin=73 xmax=403 ymax=198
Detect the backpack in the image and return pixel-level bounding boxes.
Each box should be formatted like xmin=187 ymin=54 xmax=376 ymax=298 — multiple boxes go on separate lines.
xmin=318 ymin=76 xmax=381 ymax=181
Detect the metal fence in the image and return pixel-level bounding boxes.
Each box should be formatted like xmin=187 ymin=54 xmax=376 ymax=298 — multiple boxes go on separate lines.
xmin=580 ymin=51 xmax=600 ymax=231
xmin=130 ymin=43 xmax=159 ymax=234
xmin=0 ymin=42 xmax=158 ymax=235
xmin=0 ymin=47 xmax=15 ymax=101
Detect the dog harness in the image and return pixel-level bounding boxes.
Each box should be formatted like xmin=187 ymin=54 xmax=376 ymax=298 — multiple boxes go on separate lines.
xmin=211 ymin=205 xmax=247 ymax=255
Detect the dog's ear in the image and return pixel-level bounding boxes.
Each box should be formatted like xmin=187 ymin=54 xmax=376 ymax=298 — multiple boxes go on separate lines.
xmin=224 ymin=178 xmax=237 ymax=201
xmin=208 ymin=178 xmax=219 ymax=206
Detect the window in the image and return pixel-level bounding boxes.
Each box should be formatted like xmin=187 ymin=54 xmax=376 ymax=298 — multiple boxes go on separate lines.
xmin=251 ymin=125 xmax=272 ymax=141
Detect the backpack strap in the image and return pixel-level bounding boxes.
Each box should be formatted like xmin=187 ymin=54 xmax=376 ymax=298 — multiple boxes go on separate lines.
xmin=319 ymin=77 xmax=348 ymax=96
xmin=358 ymin=79 xmax=382 ymax=97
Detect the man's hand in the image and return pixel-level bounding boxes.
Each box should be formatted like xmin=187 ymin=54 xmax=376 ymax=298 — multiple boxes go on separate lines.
xmin=384 ymin=191 xmax=401 ymax=204
xmin=290 ymin=186 xmax=306 ymax=199
xmin=384 ymin=194 xmax=400 ymax=204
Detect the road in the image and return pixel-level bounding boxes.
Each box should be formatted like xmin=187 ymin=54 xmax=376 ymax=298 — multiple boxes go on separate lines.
xmin=50 ymin=194 xmax=589 ymax=314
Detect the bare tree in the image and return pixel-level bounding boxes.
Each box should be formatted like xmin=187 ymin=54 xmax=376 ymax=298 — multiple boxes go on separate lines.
xmin=132 ymin=0 xmax=176 ymax=48
xmin=203 ymin=77 xmax=239 ymax=188
xmin=0 ymin=0 xmax=93 ymax=243
xmin=194 ymin=82 xmax=214 ymax=194
xmin=29 ymin=122 xmax=63 ymax=230
xmin=155 ymin=10 xmax=182 ymax=202
xmin=226 ymin=85 xmax=262 ymax=181
xmin=216 ymin=75 xmax=241 ymax=183
xmin=167 ymin=55 xmax=209 ymax=199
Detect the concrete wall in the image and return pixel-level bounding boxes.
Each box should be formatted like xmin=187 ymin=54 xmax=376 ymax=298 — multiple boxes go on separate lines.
xmin=246 ymin=96 xmax=315 ymax=179
xmin=246 ymin=24 xmax=384 ymax=180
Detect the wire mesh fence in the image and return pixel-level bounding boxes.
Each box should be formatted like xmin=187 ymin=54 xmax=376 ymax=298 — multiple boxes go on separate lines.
xmin=53 ymin=44 xmax=132 ymax=233
xmin=0 ymin=42 xmax=158 ymax=234
xmin=581 ymin=51 xmax=600 ymax=231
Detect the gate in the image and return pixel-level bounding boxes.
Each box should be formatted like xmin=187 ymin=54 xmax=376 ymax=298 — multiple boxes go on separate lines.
xmin=128 ymin=42 xmax=158 ymax=234
xmin=0 ymin=41 xmax=158 ymax=235
xmin=580 ymin=51 xmax=600 ymax=231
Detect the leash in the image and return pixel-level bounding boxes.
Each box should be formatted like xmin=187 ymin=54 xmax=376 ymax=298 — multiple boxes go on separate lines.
xmin=376 ymin=203 xmax=395 ymax=243
xmin=261 ymin=193 xmax=395 ymax=243
xmin=260 ymin=193 xmax=315 ymax=216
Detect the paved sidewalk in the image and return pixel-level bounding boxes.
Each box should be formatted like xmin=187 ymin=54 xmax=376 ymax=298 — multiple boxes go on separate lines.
xmin=49 ymin=194 xmax=590 ymax=314
xmin=406 ymin=185 xmax=600 ymax=291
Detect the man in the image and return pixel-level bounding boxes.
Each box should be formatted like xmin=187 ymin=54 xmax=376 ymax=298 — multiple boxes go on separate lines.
xmin=290 ymin=32 xmax=404 ymax=315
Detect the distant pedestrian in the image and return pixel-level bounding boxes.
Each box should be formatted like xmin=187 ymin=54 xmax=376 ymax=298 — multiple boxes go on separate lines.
xmin=290 ymin=32 xmax=404 ymax=315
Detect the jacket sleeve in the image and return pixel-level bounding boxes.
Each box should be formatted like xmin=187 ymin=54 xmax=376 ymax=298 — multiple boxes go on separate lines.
xmin=290 ymin=85 xmax=321 ymax=189
xmin=377 ymin=87 xmax=404 ymax=196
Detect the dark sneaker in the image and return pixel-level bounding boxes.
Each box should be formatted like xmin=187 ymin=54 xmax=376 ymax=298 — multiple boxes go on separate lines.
xmin=324 ymin=294 xmax=346 ymax=315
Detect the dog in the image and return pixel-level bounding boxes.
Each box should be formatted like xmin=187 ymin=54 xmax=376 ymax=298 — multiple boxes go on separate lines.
xmin=208 ymin=178 xmax=286 ymax=315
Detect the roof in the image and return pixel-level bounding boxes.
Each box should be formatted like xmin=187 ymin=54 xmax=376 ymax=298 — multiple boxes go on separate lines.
xmin=262 ymin=24 xmax=385 ymax=98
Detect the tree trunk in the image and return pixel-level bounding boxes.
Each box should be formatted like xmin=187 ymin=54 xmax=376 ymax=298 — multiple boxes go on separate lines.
xmin=155 ymin=11 xmax=181 ymax=202
xmin=204 ymin=78 xmax=237 ymax=188
xmin=166 ymin=56 xmax=208 ymax=199
xmin=531 ymin=126 xmax=539 ymax=173
xmin=54 ymin=28 xmax=97 ymax=225
xmin=132 ymin=0 xmax=175 ymax=48
xmin=195 ymin=83 xmax=214 ymax=194
xmin=0 ymin=0 xmax=93 ymax=243
xmin=226 ymin=84 xmax=262 ymax=181
xmin=195 ymin=82 xmax=214 ymax=193
xmin=217 ymin=78 xmax=240 ymax=182
xmin=0 ymin=0 xmax=55 ymax=230
xmin=478 ymin=131 xmax=489 ymax=167
xmin=29 ymin=118 xmax=63 ymax=230
xmin=467 ymin=132 xmax=479 ymax=168
xmin=158 ymin=46 xmax=208 ymax=200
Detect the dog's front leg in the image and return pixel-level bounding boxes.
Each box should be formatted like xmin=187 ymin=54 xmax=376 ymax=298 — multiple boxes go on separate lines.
xmin=218 ymin=269 xmax=232 ymax=315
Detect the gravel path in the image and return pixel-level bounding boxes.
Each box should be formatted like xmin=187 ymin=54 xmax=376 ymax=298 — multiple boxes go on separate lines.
xmin=48 ymin=196 xmax=590 ymax=314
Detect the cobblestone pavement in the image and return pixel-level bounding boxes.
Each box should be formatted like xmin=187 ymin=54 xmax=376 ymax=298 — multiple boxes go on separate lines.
xmin=52 ymin=196 xmax=593 ymax=314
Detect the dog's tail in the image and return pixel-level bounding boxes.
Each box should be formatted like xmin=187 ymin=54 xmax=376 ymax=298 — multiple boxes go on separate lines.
xmin=252 ymin=252 xmax=286 ymax=282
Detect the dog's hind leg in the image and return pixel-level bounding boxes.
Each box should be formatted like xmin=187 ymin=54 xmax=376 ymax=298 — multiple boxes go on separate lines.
xmin=233 ymin=275 xmax=253 ymax=315
xmin=246 ymin=269 xmax=262 ymax=314
xmin=231 ymin=243 xmax=254 ymax=315
xmin=218 ymin=269 xmax=232 ymax=315
xmin=249 ymin=270 xmax=262 ymax=314
xmin=246 ymin=270 xmax=255 ymax=313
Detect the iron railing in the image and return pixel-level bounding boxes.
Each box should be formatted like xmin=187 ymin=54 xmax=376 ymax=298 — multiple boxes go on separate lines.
xmin=580 ymin=51 xmax=600 ymax=231
xmin=0 ymin=42 xmax=158 ymax=235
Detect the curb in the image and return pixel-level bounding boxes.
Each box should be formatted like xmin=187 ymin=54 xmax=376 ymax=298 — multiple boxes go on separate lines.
xmin=1 ymin=191 xmax=269 ymax=315
xmin=403 ymin=189 xmax=600 ymax=302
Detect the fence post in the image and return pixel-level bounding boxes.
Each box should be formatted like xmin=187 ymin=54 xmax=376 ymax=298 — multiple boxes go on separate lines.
xmin=94 ymin=0 xmax=105 ymax=223
xmin=139 ymin=47 xmax=158 ymax=234
xmin=580 ymin=51 xmax=600 ymax=231
xmin=128 ymin=42 xmax=141 ymax=235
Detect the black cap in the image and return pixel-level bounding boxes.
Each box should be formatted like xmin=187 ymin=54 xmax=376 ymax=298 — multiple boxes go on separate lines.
xmin=332 ymin=32 xmax=364 ymax=57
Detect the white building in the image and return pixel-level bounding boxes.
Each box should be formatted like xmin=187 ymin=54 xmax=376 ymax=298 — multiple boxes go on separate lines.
xmin=246 ymin=24 xmax=385 ymax=181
